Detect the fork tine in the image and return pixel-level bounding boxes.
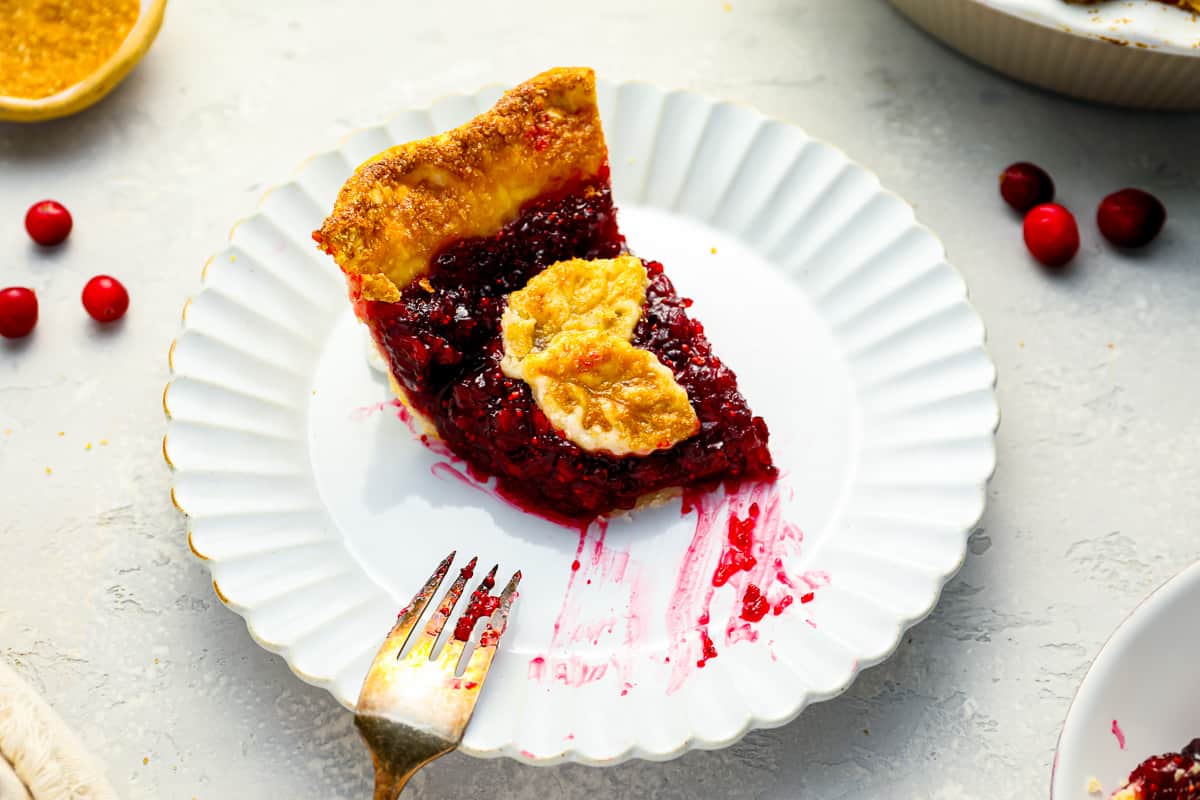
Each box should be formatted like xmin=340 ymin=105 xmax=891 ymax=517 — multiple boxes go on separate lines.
xmin=438 ymin=563 xmax=500 ymax=670
xmin=407 ymin=556 xmax=478 ymax=661
xmin=364 ymin=551 xmax=455 ymax=671
xmin=488 ymin=569 xmax=522 ymax=639
xmin=355 ymin=556 xmax=523 ymax=798
xmin=464 ymin=570 xmax=522 ymax=678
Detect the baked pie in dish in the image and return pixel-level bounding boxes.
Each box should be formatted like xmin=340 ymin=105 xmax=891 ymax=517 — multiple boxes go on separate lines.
xmin=1111 ymin=739 xmax=1200 ymax=800
xmin=314 ymin=67 xmax=775 ymax=521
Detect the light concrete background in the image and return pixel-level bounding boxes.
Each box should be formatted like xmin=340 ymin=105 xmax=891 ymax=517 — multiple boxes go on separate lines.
xmin=1 ymin=1 xmax=1198 ymax=797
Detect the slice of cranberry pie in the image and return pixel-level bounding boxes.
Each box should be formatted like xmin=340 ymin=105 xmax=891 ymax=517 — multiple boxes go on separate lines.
xmin=314 ymin=67 xmax=775 ymax=521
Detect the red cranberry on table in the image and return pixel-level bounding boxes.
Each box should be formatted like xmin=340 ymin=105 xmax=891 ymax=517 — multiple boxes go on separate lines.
xmin=81 ymin=276 xmax=129 ymax=323
xmin=1097 ymin=188 xmax=1166 ymax=248
xmin=0 ymin=287 xmax=38 ymax=339
xmin=24 ymin=200 xmax=73 ymax=246
xmin=1000 ymin=162 xmax=1055 ymax=213
xmin=1023 ymin=203 xmax=1079 ymax=268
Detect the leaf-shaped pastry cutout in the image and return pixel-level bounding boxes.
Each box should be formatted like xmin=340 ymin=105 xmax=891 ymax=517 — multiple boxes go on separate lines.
xmin=522 ymin=330 xmax=699 ymax=456
xmin=500 ymin=256 xmax=698 ymax=455
xmin=501 ymin=255 xmax=648 ymax=369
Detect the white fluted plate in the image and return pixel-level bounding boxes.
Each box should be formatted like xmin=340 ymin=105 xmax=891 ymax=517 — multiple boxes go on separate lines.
xmin=165 ymin=79 xmax=998 ymax=765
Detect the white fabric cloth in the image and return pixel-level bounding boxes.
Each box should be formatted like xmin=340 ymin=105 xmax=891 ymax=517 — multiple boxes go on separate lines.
xmin=0 ymin=659 xmax=117 ymax=800
xmin=0 ymin=756 xmax=33 ymax=800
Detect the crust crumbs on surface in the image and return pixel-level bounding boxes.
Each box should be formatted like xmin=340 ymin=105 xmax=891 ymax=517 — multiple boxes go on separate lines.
xmin=314 ymin=67 xmax=608 ymax=301
xmin=1086 ymin=776 xmax=1103 ymax=794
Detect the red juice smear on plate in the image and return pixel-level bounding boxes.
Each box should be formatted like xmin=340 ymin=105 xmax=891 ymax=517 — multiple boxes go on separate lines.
xmin=1113 ymin=719 xmax=1127 ymax=750
xmin=664 ymin=480 xmax=826 ymax=693
xmin=712 ymin=504 xmax=759 ymax=587
xmin=739 ymin=584 xmax=770 ymax=622
xmin=696 ymin=629 xmax=718 ymax=668
xmin=530 ymin=518 xmax=647 ymax=691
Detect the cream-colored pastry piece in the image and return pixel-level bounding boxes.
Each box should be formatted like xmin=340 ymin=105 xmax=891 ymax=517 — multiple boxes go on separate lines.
xmin=501 ymin=256 xmax=698 ymax=456
xmin=314 ymin=67 xmax=607 ymax=302
xmin=522 ymin=330 xmax=698 ymax=456
xmin=501 ymin=255 xmax=648 ymax=369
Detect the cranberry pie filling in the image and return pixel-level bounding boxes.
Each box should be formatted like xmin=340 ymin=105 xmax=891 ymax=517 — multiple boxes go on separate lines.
xmin=359 ymin=180 xmax=773 ymax=520
xmin=1112 ymin=739 xmax=1200 ymax=800
xmin=316 ymin=67 xmax=775 ymax=522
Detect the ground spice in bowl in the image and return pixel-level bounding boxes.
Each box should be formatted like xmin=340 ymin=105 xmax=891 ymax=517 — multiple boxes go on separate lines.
xmin=0 ymin=0 xmax=140 ymax=100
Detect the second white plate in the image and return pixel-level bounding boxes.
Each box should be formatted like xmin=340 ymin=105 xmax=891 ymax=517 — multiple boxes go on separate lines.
xmin=166 ymin=78 xmax=998 ymax=765
xmin=1052 ymin=561 xmax=1200 ymax=798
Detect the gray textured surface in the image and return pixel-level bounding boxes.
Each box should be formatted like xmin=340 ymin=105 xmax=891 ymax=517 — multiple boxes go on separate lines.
xmin=1 ymin=1 xmax=1198 ymax=797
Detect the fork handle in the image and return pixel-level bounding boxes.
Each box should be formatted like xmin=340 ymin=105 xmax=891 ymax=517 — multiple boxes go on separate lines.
xmin=363 ymin=733 xmax=451 ymax=799
xmin=372 ymin=764 xmax=415 ymax=800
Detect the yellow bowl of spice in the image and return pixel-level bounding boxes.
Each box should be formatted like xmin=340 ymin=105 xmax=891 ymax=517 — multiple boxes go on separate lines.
xmin=0 ymin=0 xmax=167 ymax=122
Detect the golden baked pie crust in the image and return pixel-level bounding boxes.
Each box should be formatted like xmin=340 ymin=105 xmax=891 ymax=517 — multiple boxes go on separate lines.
xmin=522 ymin=329 xmax=700 ymax=457
xmin=314 ymin=67 xmax=608 ymax=301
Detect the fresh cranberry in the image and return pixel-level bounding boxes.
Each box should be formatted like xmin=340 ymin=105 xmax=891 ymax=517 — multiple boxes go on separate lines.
xmin=24 ymin=200 xmax=73 ymax=246
xmin=1097 ymin=188 xmax=1166 ymax=248
xmin=999 ymin=162 xmax=1055 ymax=213
xmin=81 ymin=275 xmax=129 ymax=322
xmin=1023 ymin=203 xmax=1079 ymax=268
xmin=0 ymin=287 xmax=38 ymax=338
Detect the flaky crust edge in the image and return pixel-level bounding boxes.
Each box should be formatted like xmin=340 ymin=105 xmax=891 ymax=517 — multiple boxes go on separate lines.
xmin=313 ymin=67 xmax=608 ymax=302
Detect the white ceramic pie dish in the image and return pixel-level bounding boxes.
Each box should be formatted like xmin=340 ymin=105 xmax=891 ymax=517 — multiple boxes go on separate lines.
xmin=890 ymin=0 xmax=1200 ymax=110
xmin=165 ymin=77 xmax=999 ymax=765
xmin=1051 ymin=560 xmax=1200 ymax=798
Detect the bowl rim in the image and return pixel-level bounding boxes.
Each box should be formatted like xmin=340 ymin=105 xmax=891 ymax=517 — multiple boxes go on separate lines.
xmin=975 ymin=0 xmax=1200 ymax=58
xmin=1049 ymin=559 xmax=1200 ymax=798
xmin=0 ymin=0 xmax=168 ymax=122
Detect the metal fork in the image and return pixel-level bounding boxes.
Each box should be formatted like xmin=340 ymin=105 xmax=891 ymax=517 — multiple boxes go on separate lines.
xmin=355 ymin=552 xmax=522 ymax=799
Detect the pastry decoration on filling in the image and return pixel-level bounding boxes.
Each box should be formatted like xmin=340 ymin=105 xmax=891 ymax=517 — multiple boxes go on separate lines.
xmin=315 ymin=67 xmax=775 ymax=521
